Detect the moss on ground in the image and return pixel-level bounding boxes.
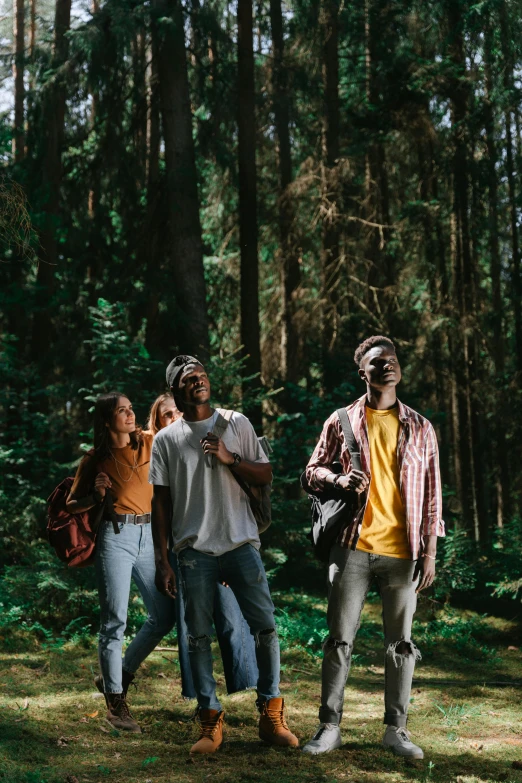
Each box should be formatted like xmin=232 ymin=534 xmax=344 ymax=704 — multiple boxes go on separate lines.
xmin=0 ymin=597 xmax=521 ymax=783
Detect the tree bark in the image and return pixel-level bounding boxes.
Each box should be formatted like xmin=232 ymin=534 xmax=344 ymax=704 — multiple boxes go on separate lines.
xmin=132 ymin=31 xmax=148 ymax=192
xmin=499 ymin=3 xmax=522 ymax=373
xmin=13 ymin=0 xmax=25 ymax=162
xmin=30 ymin=0 xmax=72 ymax=366
xmin=144 ymin=31 xmax=162 ymax=351
xmin=152 ymin=0 xmax=209 ymax=360
xmin=269 ymin=0 xmax=300 ymax=390
xmin=321 ymin=0 xmax=341 ymax=392
xmin=484 ymin=19 xmax=510 ymax=525
xmin=446 ymin=0 xmax=485 ymax=541
xmin=237 ymin=0 xmax=262 ymax=428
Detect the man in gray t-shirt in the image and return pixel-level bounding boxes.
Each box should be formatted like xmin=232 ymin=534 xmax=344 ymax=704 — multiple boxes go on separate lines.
xmin=149 ymin=355 xmax=298 ymax=755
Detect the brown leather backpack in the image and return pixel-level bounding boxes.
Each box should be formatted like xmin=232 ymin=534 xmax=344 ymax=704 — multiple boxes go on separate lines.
xmin=46 ymin=477 xmax=107 ymax=567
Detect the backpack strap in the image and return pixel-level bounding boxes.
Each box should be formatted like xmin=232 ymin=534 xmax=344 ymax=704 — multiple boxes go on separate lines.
xmin=214 ymin=407 xmax=233 ymax=438
xmin=336 ymin=408 xmax=362 ymax=473
xmin=213 ymin=408 xmax=261 ymax=507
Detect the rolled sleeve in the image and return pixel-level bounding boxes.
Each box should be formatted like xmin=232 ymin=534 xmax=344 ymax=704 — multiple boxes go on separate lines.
xmin=305 ymin=413 xmax=341 ymax=491
xmin=422 ymin=424 xmax=445 ymax=538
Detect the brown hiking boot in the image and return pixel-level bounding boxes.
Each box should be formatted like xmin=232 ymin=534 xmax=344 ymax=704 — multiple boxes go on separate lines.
xmin=94 ymin=670 xmax=136 ymax=697
xmin=190 ymin=709 xmax=224 ymax=754
xmin=258 ymin=698 xmax=298 ymax=747
xmin=105 ymin=693 xmax=141 ymax=733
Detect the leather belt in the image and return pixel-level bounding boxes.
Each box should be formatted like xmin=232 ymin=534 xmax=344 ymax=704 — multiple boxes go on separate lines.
xmin=110 ymin=513 xmax=151 ymax=526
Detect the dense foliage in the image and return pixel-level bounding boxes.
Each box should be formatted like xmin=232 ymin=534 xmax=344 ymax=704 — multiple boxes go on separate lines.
xmin=0 ymin=0 xmax=521 ymax=637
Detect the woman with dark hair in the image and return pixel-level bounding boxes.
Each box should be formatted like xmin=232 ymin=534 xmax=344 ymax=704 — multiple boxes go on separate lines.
xmin=66 ymin=392 xmax=182 ymax=733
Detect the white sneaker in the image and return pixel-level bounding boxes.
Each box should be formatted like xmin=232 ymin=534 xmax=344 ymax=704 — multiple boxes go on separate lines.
xmin=382 ymin=725 xmax=424 ymax=758
xmin=302 ymin=723 xmax=342 ymax=755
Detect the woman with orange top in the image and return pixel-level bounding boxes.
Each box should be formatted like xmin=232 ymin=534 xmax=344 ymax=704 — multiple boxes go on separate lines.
xmin=66 ymin=391 xmax=178 ymax=732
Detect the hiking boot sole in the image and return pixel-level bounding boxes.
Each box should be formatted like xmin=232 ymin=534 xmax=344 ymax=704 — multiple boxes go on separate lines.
xmin=106 ymin=716 xmax=142 ymax=733
xmin=259 ymin=730 xmax=298 ymax=747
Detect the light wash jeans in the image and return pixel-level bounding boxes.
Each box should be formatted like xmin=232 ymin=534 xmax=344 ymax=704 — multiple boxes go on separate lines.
xmin=178 ymin=543 xmax=280 ymax=711
xmin=95 ymin=520 xmax=178 ymax=694
xmin=320 ymin=546 xmax=421 ymax=728
xmin=95 ymin=521 xmax=258 ymax=697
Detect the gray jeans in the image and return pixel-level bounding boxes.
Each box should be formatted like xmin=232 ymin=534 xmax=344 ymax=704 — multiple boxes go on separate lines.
xmin=319 ymin=546 xmax=421 ymax=728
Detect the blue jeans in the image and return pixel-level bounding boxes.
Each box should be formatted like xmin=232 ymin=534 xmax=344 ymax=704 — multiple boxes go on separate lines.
xmin=178 ymin=544 xmax=280 ymax=711
xmin=95 ymin=522 xmax=258 ymax=698
xmin=175 ymin=563 xmax=258 ymax=696
xmin=95 ymin=521 xmax=177 ymax=694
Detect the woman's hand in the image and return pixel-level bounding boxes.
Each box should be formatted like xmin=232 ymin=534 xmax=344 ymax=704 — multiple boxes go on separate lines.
xmin=94 ymin=472 xmax=112 ymax=499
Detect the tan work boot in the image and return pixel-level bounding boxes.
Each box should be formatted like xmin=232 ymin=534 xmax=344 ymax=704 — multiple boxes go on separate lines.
xmin=258 ymin=697 xmax=298 ymax=747
xmin=105 ymin=693 xmax=141 ymax=733
xmin=190 ymin=709 xmax=225 ymax=754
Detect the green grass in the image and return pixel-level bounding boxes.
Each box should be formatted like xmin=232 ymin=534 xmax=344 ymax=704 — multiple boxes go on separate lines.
xmin=1 ymin=595 xmax=521 ymax=783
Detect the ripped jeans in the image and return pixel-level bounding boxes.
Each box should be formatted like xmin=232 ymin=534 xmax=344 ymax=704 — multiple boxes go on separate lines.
xmin=178 ymin=544 xmax=280 ymax=711
xmin=320 ymin=546 xmax=420 ymax=728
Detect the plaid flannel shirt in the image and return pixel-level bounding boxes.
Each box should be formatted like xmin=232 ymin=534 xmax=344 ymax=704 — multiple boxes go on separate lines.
xmin=305 ymin=395 xmax=445 ymax=560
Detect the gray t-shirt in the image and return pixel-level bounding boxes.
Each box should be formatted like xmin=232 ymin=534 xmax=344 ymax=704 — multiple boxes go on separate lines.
xmin=148 ymin=410 xmax=268 ymax=556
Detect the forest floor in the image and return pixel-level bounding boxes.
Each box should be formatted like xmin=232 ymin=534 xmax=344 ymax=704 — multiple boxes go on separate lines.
xmin=0 ymin=594 xmax=521 ymax=783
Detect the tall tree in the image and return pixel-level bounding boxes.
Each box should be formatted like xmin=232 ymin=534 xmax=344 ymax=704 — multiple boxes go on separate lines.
xmin=499 ymin=2 xmax=522 ymax=373
xmin=484 ymin=15 xmax=510 ymax=525
xmin=446 ymin=0 xmax=485 ymax=540
xmin=269 ymin=0 xmax=300 ymax=390
xmin=237 ymin=0 xmax=262 ymax=427
xmin=30 ymin=0 xmax=72 ymax=366
xmin=321 ymin=0 xmax=341 ymax=391
xmin=152 ymin=0 xmax=209 ymax=360
xmin=13 ymin=0 xmax=25 ymax=162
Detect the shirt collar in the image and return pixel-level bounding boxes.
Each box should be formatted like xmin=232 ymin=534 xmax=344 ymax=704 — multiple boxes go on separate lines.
xmin=355 ymin=394 xmax=411 ymax=424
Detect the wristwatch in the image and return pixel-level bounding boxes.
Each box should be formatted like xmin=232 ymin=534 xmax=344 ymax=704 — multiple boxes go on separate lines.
xmin=231 ymin=452 xmax=242 ymax=467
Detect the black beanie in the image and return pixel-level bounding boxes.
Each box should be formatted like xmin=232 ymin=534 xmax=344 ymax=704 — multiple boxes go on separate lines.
xmin=166 ymin=355 xmax=202 ymax=391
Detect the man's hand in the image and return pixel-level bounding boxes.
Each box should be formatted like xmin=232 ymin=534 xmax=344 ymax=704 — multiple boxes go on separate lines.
xmin=201 ymin=432 xmax=234 ymax=465
xmin=155 ymin=560 xmax=177 ymax=599
xmin=413 ymin=555 xmax=436 ymax=593
xmin=94 ymin=472 xmax=112 ymax=498
xmin=336 ymin=470 xmax=369 ymax=494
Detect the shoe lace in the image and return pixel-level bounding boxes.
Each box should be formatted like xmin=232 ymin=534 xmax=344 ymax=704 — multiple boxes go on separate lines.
xmin=112 ymin=694 xmax=131 ymax=719
xmin=264 ymin=703 xmax=289 ymax=730
xmin=395 ymin=728 xmax=411 ymax=743
xmin=196 ymin=712 xmax=221 ymax=739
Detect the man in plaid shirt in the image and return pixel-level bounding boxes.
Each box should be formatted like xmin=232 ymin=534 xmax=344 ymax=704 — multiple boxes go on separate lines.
xmin=303 ymin=336 xmax=445 ymax=759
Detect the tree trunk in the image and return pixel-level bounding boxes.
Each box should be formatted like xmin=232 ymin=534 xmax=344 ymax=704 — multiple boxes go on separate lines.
xmin=499 ymin=5 xmax=522 ymax=373
xmin=484 ymin=19 xmax=510 ymax=525
xmin=132 ymin=30 xmax=148 ymax=191
xmin=30 ymin=0 xmax=72 ymax=366
xmin=269 ymin=0 xmax=300 ymax=390
xmin=321 ymin=0 xmax=341 ymax=392
xmin=13 ymin=0 xmax=25 ymax=162
xmin=144 ymin=32 xmax=162 ymax=351
xmin=152 ymin=0 xmax=209 ymax=360
xmin=446 ymin=0 xmax=485 ymax=541
xmin=237 ymin=0 xmax=262 ymax=428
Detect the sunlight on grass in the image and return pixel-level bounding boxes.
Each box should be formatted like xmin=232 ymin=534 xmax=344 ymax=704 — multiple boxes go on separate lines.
xmin=0 ymin=601 xmax=521 ymax=783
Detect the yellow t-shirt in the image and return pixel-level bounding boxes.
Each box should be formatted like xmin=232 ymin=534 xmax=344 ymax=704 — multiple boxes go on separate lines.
xmin=356 ymin=406 xmax=410 ymax=559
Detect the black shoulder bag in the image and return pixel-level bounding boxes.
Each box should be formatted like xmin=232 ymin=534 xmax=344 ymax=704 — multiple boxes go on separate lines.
xmin=300 ymin=407 xmax=363 ymax=562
